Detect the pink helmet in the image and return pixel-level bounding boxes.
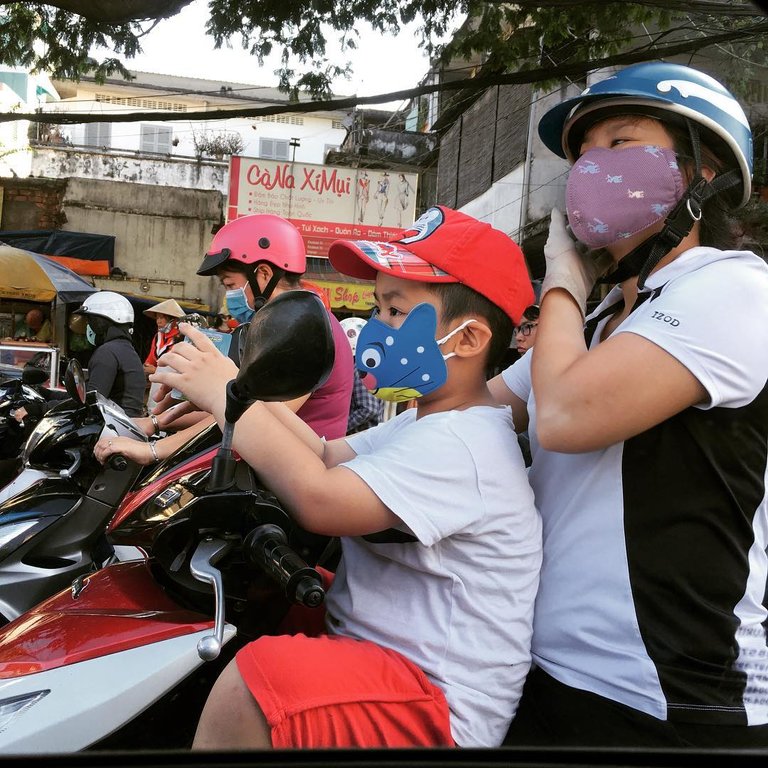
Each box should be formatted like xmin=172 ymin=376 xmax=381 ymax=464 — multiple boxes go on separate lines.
xmin=197 ymin=214 xmax=307 ymax=276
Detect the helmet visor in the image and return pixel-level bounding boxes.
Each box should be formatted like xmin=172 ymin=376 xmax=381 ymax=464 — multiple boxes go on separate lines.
xmin=197 ymin=248 xmax=232 ymax=276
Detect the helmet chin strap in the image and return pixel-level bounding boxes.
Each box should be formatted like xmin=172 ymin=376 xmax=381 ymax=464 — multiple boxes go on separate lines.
xmin=599 ymin=120 xmax=741 ymax=289
xmin=245 ymin=264 xmax=286 ymax=311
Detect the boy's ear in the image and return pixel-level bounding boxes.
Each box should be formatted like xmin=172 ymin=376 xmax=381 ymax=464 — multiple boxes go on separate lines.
xmin=452 ymin=319 xmax=492 ymax=359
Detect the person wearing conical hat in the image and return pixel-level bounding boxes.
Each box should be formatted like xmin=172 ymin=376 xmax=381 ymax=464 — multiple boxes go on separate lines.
xmin=143 ymin=298 xmax=185 ymax=410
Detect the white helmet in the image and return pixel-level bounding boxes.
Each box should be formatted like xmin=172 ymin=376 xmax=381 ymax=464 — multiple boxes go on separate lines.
xmin=340 ymin=316 xmax=367 ymax=355
xmin=75 ymin=291 xmax=134 ymax=325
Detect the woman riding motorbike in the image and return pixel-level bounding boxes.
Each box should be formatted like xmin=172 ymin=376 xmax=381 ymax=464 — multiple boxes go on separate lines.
xmin=491 ymin=61 xmax=768 ymax=748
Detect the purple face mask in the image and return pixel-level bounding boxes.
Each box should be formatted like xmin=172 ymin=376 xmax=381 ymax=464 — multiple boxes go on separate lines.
xmin=566 ymin=145 xmax=684 ymax=249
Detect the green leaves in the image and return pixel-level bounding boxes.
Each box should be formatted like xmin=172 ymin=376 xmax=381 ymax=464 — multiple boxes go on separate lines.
xmin=0 ymin=1 xmax=765 ymax=100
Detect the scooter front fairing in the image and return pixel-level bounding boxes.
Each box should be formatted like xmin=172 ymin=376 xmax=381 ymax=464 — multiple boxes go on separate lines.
xmin=0 ymin=560 xmax=235 ymax=753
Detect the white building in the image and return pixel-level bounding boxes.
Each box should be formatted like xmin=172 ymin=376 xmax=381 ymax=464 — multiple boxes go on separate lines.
xmin=2 ymin=69 xmax=349 ymax=194
xmin=0 ymin=69 xmax=352 ymax=309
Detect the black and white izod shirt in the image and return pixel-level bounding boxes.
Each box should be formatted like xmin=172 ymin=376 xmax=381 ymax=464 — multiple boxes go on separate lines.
xmin=504 ymin=246 xmax=768 ymax=725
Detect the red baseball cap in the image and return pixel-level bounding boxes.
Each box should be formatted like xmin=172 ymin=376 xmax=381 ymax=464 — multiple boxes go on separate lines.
xmin=328 ymin=206 xmax=534 ymax=323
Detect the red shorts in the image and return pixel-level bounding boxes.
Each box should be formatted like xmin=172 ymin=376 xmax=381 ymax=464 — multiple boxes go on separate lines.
xmin=235 ymin=631 xmax=454 ymax=748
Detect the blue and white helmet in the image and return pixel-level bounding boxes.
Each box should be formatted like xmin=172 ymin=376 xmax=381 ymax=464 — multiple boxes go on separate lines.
xmin=538 ymin=62 xmax=753 ymax=207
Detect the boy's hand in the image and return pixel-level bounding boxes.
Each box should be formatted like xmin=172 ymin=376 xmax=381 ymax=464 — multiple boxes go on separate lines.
xmin=541 ymin=208 xmax=613 ymax=316
xmin=150 ymin=323 xmax=237 ymax=415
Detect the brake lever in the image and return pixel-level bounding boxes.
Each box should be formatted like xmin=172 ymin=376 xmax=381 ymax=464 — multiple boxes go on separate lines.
xmin=189 ymin=536 xmax=237 ymax=661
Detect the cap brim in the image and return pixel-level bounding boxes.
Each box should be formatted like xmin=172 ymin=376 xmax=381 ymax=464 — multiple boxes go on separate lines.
xmin=196 ymin=250 xmax=230 ymax=276
xmin=328 ymin=239 xmax=454 ymax=283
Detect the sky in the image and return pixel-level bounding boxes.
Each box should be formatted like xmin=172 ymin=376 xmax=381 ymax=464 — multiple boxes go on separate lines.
xmin=118 ymin=0 xmax=455 ymax=111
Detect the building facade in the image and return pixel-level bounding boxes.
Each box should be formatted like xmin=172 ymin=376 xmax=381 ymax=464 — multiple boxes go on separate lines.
xmin=0 ymin=68 xmax=350 ymax=311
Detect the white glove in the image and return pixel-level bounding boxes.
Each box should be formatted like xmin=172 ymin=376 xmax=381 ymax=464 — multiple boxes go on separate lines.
xmin=540 ymin=209 xmax=613 ymax=316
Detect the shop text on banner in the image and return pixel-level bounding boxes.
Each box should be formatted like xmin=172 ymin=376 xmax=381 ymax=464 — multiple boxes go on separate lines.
xmin=310 ymin=279 xmax=375 ymax=312
xmin=227 ymin=157 xmax=418 ymax=257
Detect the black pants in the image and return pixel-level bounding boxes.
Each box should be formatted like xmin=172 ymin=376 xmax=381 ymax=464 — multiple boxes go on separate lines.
xmin=505 ymin=667 xmax=768 ymax=748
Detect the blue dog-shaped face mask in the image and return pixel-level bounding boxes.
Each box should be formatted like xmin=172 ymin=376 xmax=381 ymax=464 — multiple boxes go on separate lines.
xmin=355 ymin=303 xmax=475 ymax=402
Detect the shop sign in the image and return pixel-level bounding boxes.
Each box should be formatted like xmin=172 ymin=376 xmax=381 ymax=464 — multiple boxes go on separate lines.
xmin=311 ymin=280 xmax=375 ymax=311
xmin=227 ymin=157 xmax=418 ymax=257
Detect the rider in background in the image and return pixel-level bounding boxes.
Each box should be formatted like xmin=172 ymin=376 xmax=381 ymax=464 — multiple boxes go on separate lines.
xmin=195 ymin=213 xmax=353 ymax=440
xmin=72 ymin=291 xmax=146 ymax=417
xmin=94 ymin=215 xmax=353 ymax=466
xmin=142 ymin=298 xmax=185 ymax=412
xmin=491 ymin=62 xmax=768 ymax=748
xmin=513 ymin=304 xmax=539 ymax=357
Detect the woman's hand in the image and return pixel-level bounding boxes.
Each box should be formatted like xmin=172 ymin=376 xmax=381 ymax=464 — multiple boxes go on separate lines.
xmin=541 ymin=208 xmax=613 ymax=316
xmin=94 ymin=435 xmax=156 ymax=466
xmin=150 ymin=324 xmax=237 ymax=417
xmin=133 ymin=416 xmax=157 ymax=437
xmin=151 ymin=388 xmax=195 ymax=417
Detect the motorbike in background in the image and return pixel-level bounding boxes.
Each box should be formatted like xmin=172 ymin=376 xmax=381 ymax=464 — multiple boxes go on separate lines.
xmin=0 ymin=291 xmax=336 ymax=753
xmin=0 ymin=364 xmax=60 ymax=487
xmin=0 ymin=358 xmax=222 ymax=626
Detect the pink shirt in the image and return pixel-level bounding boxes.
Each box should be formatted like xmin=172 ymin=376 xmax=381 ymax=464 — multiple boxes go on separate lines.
xmin=296 ymin=312 xmax=354 ymax=439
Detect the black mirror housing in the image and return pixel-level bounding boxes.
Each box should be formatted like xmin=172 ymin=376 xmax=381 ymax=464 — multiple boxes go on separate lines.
xmin=64 ymin=359 xmax=87 ymax=404
xmin=234 ymin=290 xmax=335 ymax=405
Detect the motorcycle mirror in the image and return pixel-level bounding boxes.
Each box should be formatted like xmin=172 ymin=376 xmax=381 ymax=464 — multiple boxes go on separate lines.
xmin=233 ymin=290 xmax=335 ymax=407
xmin=21 ymin=366 xmax=48 ymax=386
xmin=64 ymin=359 xmax=87 ymax=405
xmin=207 ymin=291 xmax=335 ymax=493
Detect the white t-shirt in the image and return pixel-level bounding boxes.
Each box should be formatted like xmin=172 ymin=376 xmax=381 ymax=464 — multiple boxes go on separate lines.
xmin=502 ymin=247 xmax=768 ymax=725
xmin=327 ymin=405 xmax=541 ymax=747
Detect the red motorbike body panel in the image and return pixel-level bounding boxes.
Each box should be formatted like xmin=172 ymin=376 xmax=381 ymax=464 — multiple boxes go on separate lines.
xmin=107 ymin=447 xmax=218 ymax=533
xmin=0 ymin=561 xmax=212 ymax=679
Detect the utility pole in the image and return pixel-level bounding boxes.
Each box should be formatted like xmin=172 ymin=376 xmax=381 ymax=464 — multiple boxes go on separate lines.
xmin=288 ymin=138 xmax=301 ymax=216
xmin=289 ymin=137 xmax=300 ymax=163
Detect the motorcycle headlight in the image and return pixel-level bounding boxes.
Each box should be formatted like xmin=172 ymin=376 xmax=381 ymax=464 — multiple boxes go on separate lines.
xmin=0 ymin=691 xmax=49 ymax=734
xmin=0 ymin=520 xmax=42 ymax=561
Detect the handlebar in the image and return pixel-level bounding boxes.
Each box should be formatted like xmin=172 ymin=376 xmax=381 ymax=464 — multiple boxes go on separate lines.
xmin=108 ymin=454 xmax=129 ymax=472
xmin=244 ymin=524 xmax=325 ymax=608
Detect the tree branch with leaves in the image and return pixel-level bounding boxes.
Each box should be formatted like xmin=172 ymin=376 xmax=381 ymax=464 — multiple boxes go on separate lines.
xmin=0 ymin=0 xmax=764 ymax=99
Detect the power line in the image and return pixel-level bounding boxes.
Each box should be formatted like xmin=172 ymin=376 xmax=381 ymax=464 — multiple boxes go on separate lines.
xmin=6 ymin=20 xmax=764 ymax=125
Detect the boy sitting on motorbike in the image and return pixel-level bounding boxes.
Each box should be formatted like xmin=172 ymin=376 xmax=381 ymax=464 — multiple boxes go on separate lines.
xmin=152 ymin=206 xmax=542 ymax=749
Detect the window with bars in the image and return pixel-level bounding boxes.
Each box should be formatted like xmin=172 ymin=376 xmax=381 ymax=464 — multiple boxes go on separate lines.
xmin=254 ymin=115 xmax=305 ymax=125
xmin=259 ymin=137 xmax=290 ymax=160
xmin=83 ymin=122 xmax=112 ymax=148
xmin=95 ymin=94 xmax=187 ymax=112
xmin=140 ymin=124 xmax=173 ymax=154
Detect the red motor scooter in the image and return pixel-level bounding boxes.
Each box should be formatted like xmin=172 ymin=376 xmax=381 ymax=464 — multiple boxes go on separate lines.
xmin=0 ymin=291 xmax=336 ymax=753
